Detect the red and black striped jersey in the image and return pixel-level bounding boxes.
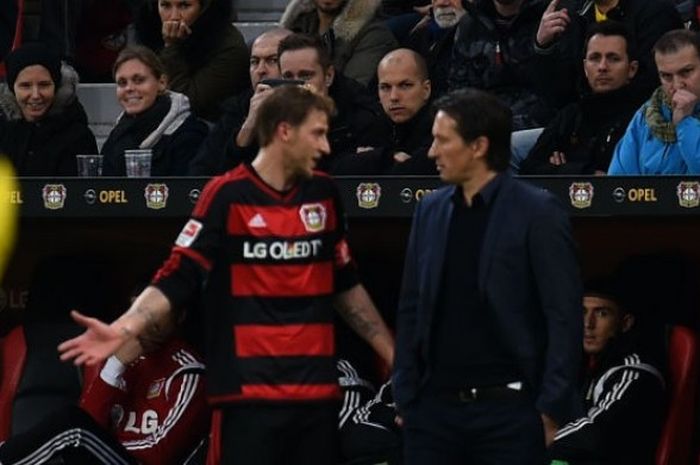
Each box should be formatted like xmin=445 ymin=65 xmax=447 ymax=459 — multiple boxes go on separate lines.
xmin=153 ymin=164 xmax=359 ymax=404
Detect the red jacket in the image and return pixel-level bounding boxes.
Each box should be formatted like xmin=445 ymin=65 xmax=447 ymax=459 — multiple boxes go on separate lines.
xmin=80 ymin=339 xmax=209 ymax=465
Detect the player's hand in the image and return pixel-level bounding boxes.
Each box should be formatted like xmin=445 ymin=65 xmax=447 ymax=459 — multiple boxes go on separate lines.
xmin=671 ymin=88 xmax=699 ymax=125
xmin=548 ymin=151 xmax=567 ymax=166
xmin=58 ymin=310 xmax=127 ymax=366
xmin=536 ymin=0 xmax=569 ymax=47
xmin=162 ymin=20 xmax=192 ymax=47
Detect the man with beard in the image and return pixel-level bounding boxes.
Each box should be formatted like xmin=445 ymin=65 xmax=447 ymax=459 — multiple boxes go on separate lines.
xmin=404 ymin=0 xmax=466 ymax=98
xmin=280 ymin=0 xmax=398 ymax=86
xmin=448 ymin=0 xmax=555 ymax=130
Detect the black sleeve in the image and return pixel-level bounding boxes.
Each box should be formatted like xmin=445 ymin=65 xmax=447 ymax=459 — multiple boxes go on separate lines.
xmin=549 ymin=366 xmax=666 ymax=463
xmin=0 ymin=0 xmax=17 ymax=61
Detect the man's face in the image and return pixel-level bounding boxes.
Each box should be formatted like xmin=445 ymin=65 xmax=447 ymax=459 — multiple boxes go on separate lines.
xmin=656 ymin=44 xmax=700 ymax=101
xmin=284 ymin=109 xmax=331 ymax=179
xmin=249 ymin=35 xmax=283 ymax=87
xmin=378 ymin=59 xmax=431 ymax=124
xmin=280 ymin=48 xmax=332 ymax=96
xmin=428 ymin=111 xmax=482 ymax=184
xmin=583 ymin=34 xmax=638 ymax=94
xmin=583 ymin=295 xmax=628 ymax=355
xmin=432 ymin=0 xmax=466 ymax=28
xmin=314 ymin=0 xmax=346 ymax=15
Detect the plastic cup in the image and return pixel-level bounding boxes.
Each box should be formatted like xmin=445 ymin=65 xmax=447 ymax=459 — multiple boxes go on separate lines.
xmin=76 ymin=154 xmax=103 ymax=177
xmin=124 ymin=149 xmax=152 ymax=178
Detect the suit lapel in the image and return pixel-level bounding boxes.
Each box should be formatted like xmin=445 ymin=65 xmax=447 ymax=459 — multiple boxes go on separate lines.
xmin=427 ymin=189 xmax=454 ymax=318
xmin=478 ymin=174 xmax=514 ymax=291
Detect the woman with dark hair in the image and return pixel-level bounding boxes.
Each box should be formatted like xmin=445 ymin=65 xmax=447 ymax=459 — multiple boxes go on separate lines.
xmin=0 ymin=42 xmax=97 ymax=176
xmin=134 ymin=0 xmax=249 ymax=121
xmin=101 ymin=45 xmax=208 ymax=176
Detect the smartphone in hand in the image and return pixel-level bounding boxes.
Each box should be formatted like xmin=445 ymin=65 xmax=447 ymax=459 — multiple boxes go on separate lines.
xmin=259 ymin=78 xmax=306 ymax=87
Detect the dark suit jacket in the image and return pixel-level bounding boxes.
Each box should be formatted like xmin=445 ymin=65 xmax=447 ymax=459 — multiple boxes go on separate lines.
xmin=393 ymin=173 xmax=583 ymax=424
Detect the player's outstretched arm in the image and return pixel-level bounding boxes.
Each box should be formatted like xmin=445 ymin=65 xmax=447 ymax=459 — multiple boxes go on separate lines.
xmin=59 ymin=286 xmax=174 ymax=366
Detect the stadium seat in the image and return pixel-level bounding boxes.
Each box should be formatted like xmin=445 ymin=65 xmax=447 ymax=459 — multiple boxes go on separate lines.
xmin=0 ymin=0 xmax=25 ymax=79
xmin=0 ymin=255 xmax=118 ymax=439
xmin=656 ymin=325 xmax=699 ymax=465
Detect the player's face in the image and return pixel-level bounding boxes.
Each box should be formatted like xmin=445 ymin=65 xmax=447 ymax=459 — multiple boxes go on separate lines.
xmin=428 ymin=111 xmax=482 ymax=184
xmin=285 ymin=109 xmax=331 ymax=179
xmin=583 ymin=295 xmax=627 ymax=355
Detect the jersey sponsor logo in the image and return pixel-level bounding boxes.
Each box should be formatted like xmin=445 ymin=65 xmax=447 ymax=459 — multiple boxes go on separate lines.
xmin=144 ymin=183 xmax=169 ymax=210
xmin=243 ymin=239 xmax=323 ymax=260
xmin=248 ymin=213 xmax=267 ymax=228
xmin=356 ymin=183 xmax=381 ymax=209
xmin=175 ymin=219 xmax=203 ymax=247
xmin=124 ymin=409 xmax=159 ymax=434
xmin=569 ymin=182 xmax=594 ymax=209
xmin=677 ymin=181 xmax=700 ymax=208
xmin=147 ymin=378 xmax=165 ymax=399
xmin=42 ymin=184 xmax=67 ymax=210
xmin=299 ymin=203 xmax=327 ymax=232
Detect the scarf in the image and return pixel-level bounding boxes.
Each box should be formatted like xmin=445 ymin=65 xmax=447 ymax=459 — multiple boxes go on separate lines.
xmin=644 ymin=86 xmax=700 ymax=143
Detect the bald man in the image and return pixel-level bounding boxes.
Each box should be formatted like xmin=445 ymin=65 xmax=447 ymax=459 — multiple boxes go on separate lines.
xmin=189 ymin=27 xmax=293 ymax=175
xmin=333 ymin=48 xmax=436 ymax=175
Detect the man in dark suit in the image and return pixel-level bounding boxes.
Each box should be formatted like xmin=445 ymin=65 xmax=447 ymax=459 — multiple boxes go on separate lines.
xmin=393 ymin=88 xmax=583 ymax=465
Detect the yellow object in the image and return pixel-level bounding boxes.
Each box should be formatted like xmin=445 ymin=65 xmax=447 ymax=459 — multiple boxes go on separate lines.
xmin=0 ymin=158 xmax=17 ymax=281
xmin=594 ymin=5 xmax=607 ymax=22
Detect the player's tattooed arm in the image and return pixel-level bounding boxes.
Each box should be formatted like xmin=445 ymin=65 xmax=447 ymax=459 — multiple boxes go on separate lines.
xmin=335 ymin=284 xmax=395 ymax=367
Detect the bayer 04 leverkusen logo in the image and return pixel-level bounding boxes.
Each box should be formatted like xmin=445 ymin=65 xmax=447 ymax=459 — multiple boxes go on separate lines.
xmin=356 ymin=182 xmax=381 ymax=209
xmin=42 ymin=184 xmax=67 ymax=210
xmin=568 ymin=182 xmax=594 ymax=209
xmin=144 ymin=183 xmax=169 ymax=210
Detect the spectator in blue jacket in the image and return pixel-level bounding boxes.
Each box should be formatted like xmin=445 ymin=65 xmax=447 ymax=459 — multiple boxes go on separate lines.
xmin=609 ymin=29 xmax=700 ymax=175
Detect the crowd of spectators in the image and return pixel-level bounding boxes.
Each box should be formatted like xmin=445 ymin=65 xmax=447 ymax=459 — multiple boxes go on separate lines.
xmin=1 ymin=0 xmax=699 ymax=177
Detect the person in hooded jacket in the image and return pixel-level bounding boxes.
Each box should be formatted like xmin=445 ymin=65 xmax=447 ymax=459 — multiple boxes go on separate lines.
xmin=101 ymin=45 xmax=207 ymax=177
xmin=134 ymin=0 xmax=249 ymax=121
xmin=0 ymin=43 xmax=97 ymax=177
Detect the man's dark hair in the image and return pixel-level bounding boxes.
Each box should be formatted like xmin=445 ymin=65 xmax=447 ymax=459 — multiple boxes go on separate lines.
xmin=583 ymin=20 xmax=638 ymax=62
xmin=255 ymin=85 xmax=335 ymax=147
xmin=653 ymin=29 xmax=700 ymax=58
xmin=432 ymin=88 xmax=512 ymax=172
xmin=584 ymin=275 xmax=632 ymax=317
xmin=278 ymin=33 xmax=332 ymax=70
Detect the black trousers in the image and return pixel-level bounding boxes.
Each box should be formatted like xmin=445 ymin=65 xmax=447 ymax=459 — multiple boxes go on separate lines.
xmin=402 ymin=393 xmax=545 ymax=465
xmin=213 ymin=402 xmax=338 ymax=465
xmin=0 ymin=404 xmax=135 ymax=465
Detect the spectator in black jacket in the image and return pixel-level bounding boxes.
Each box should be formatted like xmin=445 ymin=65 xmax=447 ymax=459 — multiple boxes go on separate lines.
xmin=101 ymin=46 xmax=207 ymax=176
xmin=532 ymin=0 xmax=681 ymax=108
xmin=0 ymin=43 xmax=97 ymax=176
xmin=278 ymin=33 xmax=385 ymax=172
xmin=333 ymin=48 xmax=435 ymax=174
xmin=519 ymin=20 xmax=644 ymax=174
xmin=188 ymin=27 xmax=293 ymax=176
xmin=448 ymin=0 xmax=554 ymax=130
xmin=548 ymin=276 xmax=666 ymax=465
xmin=404 ymin=0 xmax=466 ymax=98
